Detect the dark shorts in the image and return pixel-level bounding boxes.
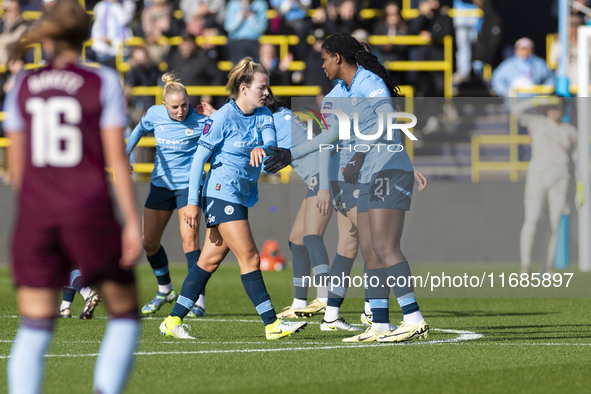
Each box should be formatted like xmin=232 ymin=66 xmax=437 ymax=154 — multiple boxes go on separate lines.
xmin=145 ymin=183 xmax=191 ymax=211
xmin=357 ymin=169 xmax=413 ymax=213
xmin=305 ymin=173 xmax=320 ymax=198
xmin=201 ymin=196 xmax=248 ymax=228
xmin=11 ymin=217 xmax=135 ymax=288
xmin=330 ymin=181 xmax=360 ymax=215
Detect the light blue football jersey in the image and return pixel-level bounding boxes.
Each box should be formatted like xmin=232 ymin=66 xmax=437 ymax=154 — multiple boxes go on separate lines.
xmin=337 ymin=66 xmax=414 ymax=183
xmin=195 ymin=100 xmax=277 ymax=207
xmin=274 ymin=107 xmax=319 ymax=184
xmin=126 ymin=105 xmax=207 ymax=190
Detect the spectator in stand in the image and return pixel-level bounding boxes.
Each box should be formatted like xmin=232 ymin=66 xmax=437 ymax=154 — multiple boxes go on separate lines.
xmin=491 ymin=37 xmax=555 ymax=98
xmin=408 ymin=0 xmax=454 ymax=96
xmin=303 ymin=28 xmax=334 ymax=98
xmin=166 ymin=34 xmax=225 ymax=107
xmin=321 ymin=0 xmax=365 ymax=35
xmin=259 ymin=43 xmax=293 ymax=86
xmin=224 ymin=0 xmax=268 ymax=64
xmin=372 ymin=2 xmax=409 ymax=85
xmin=125 ymin=45 xmax=162 ymax=125
xmin=180 ymin=0 xmax=226 ymax=30
xmin=492 ymin=37 xmax=555 ymax=161
xmin=270 ymin=0 xmax=312 ymax=59
xmin=472 ymin=0 xmax=503 ymax=74
xmin=0 ymin=1 xmax=29 ymax=66
xmin=549 ymin=14 xmax=583 ymax=86
xmin=90 ymin=0 xmax=136 ymax=68
xmin=453 ymin=0 xmax=482 ymax=83
xmin=141 ymin=0 xmax=184 ymax=64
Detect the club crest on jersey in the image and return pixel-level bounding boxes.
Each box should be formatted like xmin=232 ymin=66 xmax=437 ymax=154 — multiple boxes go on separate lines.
xmin=203 ymin=119 xmax=213 ymax=135
xmin=353 ymin=189 xmax=360 ymax=199
xmin=185 ymin=128 xmax=194 ymax=136
xmin=224 ymin=205 xmax=234 ymax=215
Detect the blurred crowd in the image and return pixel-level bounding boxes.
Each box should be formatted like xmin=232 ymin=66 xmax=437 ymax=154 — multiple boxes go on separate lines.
xmin=0 ymin=0 xmax=588 ymax=132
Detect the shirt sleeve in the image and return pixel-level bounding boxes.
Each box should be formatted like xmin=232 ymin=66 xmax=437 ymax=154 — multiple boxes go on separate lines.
xmin=197 ymin=114 xmax=225 ymax=151
xmin=188 ymin=144 xmax=213 ymax=205
xmin=99 ymin=67 xmax=127 ymax=128
xmin=2 ymin=71 xmax=26 ymax=133
xmin=260 ymin=110 xmax=277 ymax=155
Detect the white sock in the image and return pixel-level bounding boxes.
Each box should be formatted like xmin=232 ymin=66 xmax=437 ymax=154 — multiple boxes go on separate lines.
xmin=158 ymin=283 xmax=173 ymax=294
xmin=403 ymin=310 xmax=424 ymax=325
xmin=323 ymin=306 xmax=340 ymax=322
xmin=372 ymin=322 xmax=390 ymax=332
xmin=80 ymin=287 xmax=92 ymax=300
xmin=292 ymin=298 xmax=307 ymax=309
xmin=364 ymin=302 xmax=371 ymax=315
xmin=317 ymin=297 xmax=328 ymax=304
xmin=93 ymin=318 xmax=140 ymax=394
xmin=196 ymin=294 xmax=205 ymax=309
xmin=8 ymin=320 xmax=53 ymax=394
xmin=60 ymin=301 xmax=72 ymax=310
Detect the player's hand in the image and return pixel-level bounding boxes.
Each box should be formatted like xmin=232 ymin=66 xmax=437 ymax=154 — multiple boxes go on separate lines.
xmin=342 ymin=152 xmax=366 ymax=184
xmin=183 ymin=204 xmax=200 ymax=229
xmin=414 ymin=168 xmax=427 ymax=191
xmin=120 ymin=222 xmax=142 ymax=269
xmin=249 ymin=147 xmax=267 ymax=167
xmin=196 ymin=102 xmax=217 ymax=117
xmin=264 ymin=146 xmax=292 ymax=173
xmin=317 ymin=189 xmax=331 ymax=216
xmin=576 ymin=182 xmax=585 ymax=209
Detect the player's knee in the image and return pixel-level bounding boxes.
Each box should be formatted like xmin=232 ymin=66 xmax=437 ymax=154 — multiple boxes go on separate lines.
xmin=337 ymin=239 xmax=358 ymax=259
xmin=143 ymin=239 xmax=160 ymax=256
xmin=99 ymin=281 xmax=138 ymax=316
xmin=289 ymin=230 xmax=304 ymax=245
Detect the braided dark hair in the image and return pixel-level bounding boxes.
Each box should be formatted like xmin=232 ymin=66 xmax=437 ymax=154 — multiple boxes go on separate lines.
xmin=321 ymin=33 xmax=400 ymax=97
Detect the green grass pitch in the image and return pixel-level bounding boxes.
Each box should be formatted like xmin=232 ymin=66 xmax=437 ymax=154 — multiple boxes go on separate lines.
xmin=0 ymin=263 xmax=589 ymax=393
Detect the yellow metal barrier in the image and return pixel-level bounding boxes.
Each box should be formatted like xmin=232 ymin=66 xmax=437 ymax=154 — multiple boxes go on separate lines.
xmin=471 ymin=135 xmax=531 ymax=183
xmin=547 ymin=33 xmax=557 ymax=70
xmin=470 ymin=85 xmax=581 ymax=183
xmin=376 ymin=35 xmax=454 ymax=97
xmin=131 ymin=85 xmax=323 ymax=105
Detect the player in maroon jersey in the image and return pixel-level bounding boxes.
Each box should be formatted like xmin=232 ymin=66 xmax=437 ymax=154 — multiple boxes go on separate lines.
xmin=3 ymin=1 xmax=142 ymax=393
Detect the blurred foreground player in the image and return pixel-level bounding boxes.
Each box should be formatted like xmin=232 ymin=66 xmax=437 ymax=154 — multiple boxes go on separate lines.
xmin=4 ymin=1 xmax=142 ymax=393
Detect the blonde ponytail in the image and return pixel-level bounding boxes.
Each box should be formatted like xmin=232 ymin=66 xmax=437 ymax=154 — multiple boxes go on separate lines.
xmin=162 ymin=72 xmax=188 ymax=103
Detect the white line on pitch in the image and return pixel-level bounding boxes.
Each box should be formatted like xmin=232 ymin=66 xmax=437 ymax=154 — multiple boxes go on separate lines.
xmin=0 ymin=329 xmax=482 ymax=358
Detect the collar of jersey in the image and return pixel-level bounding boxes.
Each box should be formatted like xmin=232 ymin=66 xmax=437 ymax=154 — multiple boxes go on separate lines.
xmin=230 ymin=99 xmax=256 ymax=117
xmin=341 ymin=65 xmax=365 ymax=93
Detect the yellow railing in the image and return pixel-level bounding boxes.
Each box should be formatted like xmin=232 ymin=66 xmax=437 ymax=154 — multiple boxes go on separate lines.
xmin=470 ymin=85 xmax=582 ymax=183
xmin=371 ymin=35 xmax=454 ymax=97
xmin=471 ymin=134 xmax=531 ymax=183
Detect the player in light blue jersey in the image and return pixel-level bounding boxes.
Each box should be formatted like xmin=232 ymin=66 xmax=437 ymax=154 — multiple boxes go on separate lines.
xmin=126 ymin=73 xmax=208 ymax=318
xmin=313 ymin=34 xmax=429 ymax=343
xmin=160 ymin=58 xmax=307 ymax=340
xmin=261 ymin=92 xmax=340 ymax=324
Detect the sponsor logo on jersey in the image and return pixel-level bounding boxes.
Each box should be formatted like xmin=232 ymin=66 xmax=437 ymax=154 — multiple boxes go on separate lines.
xmin=216 ymin=183 xmax=221 ymax=191
xmin=203 ymin=119 xmax=213 ymax=135
xmin=224 ymin=205 xmax=234 ymax=215
xmin=206 ymin=214 xmax=216 ymax=224
xmin=369 ymin=88 xmax=386 ymax=97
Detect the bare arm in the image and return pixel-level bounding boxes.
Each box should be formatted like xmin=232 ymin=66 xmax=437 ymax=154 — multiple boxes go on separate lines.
xmin=6 ymin=131 xmax=25 ymax=192
xmin=101 ymin=126 xmax=142 ymax=268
